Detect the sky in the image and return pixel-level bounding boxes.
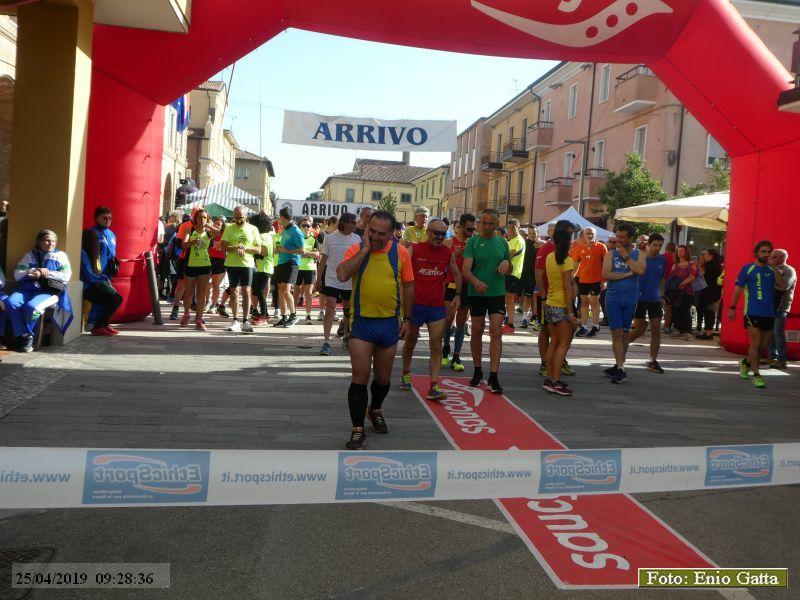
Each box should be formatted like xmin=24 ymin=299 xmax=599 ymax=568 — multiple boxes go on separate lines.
xmin=217 ymin=29 xmax=558 ymax=201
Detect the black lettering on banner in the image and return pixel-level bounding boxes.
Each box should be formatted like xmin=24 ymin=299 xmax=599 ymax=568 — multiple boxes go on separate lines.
xmin=357 ymin=124 xmax=377 ymax=144
xmin=336 ymin=123 xmax=355 ymax=143
xmin=407 ymin=127 xmax=428 ymax=145
xmin=389 ymin=127 xmax=407 ymax=145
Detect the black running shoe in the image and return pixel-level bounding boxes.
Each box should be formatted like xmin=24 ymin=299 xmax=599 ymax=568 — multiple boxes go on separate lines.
xmin=469 ymin=367 xmax=483 ymax=387
xmin=345 ymin=428 xmax=366 ymax=450
xmin=603 ymin=365 xmax=620 ymax=378
xmin=284 ymin=315 xmax=298 ymax=328
xmin=646 ymin=360 xmax=664 ymax=374
xmin=169 ymin=305 xmax=179 ymax=320
xmin=611 ymin=369 xmax=628 ymax=384
xmin=216 ymin=304 xmax=229 ymax=318
xmin=368 ymin=409 xmax=388 ymax=434
xmin=273 ymin=316 xmax=287 ymax=328
xmin=487 ymin=378 xmax=503 ymax=394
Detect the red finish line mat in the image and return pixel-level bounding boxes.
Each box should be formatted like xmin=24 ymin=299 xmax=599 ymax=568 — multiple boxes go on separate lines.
xmin=409 ymin=375 xmax=714 ymax=589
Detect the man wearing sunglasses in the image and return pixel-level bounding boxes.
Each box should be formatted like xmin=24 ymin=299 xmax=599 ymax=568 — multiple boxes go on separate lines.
xmin=462 ymin=209 xmax=511 ymax=394
xmin=293 ymin=218 xmax=320 ymax=324
xmin=442 ymin=213 xmax=476 ymax=372
xmin=400 ymin=218 xmax=462 ymax=400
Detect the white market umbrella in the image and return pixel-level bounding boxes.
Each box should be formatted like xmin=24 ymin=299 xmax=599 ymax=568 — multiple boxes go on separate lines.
xmin=614 ymin=192 xmax=729 ymax=231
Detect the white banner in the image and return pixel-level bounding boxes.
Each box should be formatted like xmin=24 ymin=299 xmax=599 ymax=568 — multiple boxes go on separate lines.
xmin=1 ymin=443 xmax=798 ymax=509
xmin=277 ymin=199 xmax=371 ymax=219
xmin=282 ymin=110 xmax=457 ymax=152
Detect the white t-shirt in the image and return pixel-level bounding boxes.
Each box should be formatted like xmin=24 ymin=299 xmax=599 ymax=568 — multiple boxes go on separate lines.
xmin=322 ymin=231 xmax=362 ymax=290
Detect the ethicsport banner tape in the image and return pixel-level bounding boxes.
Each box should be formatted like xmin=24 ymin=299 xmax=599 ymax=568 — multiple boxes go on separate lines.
xmin=0 ymin=442 xmax=798 ymax=510
xmin=281 ymin=110 xmax=457 ymax=152
xmin=408 ymin=376 xmax=798 ymax=588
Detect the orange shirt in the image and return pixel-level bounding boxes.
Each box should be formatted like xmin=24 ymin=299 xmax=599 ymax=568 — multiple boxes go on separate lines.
xmin=574 ymin=241 xmax=607 ymax=284
xmin=177 ymin=221 xmax=195 ymax=259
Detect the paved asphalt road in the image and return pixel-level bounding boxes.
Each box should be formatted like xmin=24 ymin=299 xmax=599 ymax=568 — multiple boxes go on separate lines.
xmin=0 ymin=307 xmax=797 ymax=599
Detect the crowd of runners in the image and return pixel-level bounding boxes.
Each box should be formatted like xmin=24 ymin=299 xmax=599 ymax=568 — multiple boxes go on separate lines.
xmin=153 ymin=204 xmax=795 ymax=449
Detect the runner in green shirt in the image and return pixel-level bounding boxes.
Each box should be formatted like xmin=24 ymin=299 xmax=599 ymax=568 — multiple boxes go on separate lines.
xmin=294 ymin=217 xmax=320 ymax=324
xmin=249 ymin=213 xmax=275 ymax=325
xmin=181 ymin=208 xmax=220 ymax=331
xmin=462 ymin=208 xmax=511 ymax=394
xmin=220 ymin=206 xmax=261 ymax=333
xmin=401 ymin=206 xmax=429 ymax=246
xmin=504 ymin=219 xmax=526 ymax=333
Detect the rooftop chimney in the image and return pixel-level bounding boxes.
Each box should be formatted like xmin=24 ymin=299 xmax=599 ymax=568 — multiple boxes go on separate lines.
xmin=402 ymin=151 xmax=410 ymax=165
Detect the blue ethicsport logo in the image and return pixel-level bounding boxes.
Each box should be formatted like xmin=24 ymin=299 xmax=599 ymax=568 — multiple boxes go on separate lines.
xmin=705 ymin=445 xmax=773 ymax=487
xmin=82 ymin=450 xmax=210 ymax=504
xmin=539 ymin=450 xmax=622 ymax=494
xmin=336 ymin=452 xmax=437 ymax=500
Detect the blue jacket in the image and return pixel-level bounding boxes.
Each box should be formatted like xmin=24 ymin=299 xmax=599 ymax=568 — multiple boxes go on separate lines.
xmin=93 ymin=225 xmax=117 ymax=274
xmin=80 ymin=250 xmax=109 ymax=289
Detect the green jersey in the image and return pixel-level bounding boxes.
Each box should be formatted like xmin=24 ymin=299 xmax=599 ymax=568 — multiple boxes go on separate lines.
xmin=255 ymin=232 xmax=275 ymax=274
xmin=508 ymin=234 xmax=526 ymax=279
xmin=187 ymin=230 xmax=211 ymax=268
xmin=221 ymin=222 xmax=260 ymax=268
xmin=299 ymin=234 xmax=318 ymax=271
xmin=464 ymin=235 xmax=510 ymax=297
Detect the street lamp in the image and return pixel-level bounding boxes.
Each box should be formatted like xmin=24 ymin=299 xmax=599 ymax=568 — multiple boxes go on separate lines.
xmin=564 ymin=139 xmax=589 ymax=219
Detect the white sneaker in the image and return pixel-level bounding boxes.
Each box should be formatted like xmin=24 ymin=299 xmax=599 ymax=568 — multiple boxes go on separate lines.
xmin=228 ymin=319 xmax=241 ymax=333
xmin=241 ymin=320 xmax=254 ymax=333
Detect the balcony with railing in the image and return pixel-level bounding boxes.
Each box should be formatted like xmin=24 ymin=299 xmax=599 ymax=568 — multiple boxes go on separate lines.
xmin=496 ymin=193 xmax=526 ymax=215
xmin=572 ymin=168 xmax=608 ymax=200
xmin=527 ymin=121 xmax=553 ymax=152
xmin=542 ymin=177 xmax=575 ymax=206
xmin=501 ymin=139 xmax=529 ymax=163
xmin=614 ymin=65 xmax=658 ymax=114
xmin=479 ymin=152 xmax=505 ymax=172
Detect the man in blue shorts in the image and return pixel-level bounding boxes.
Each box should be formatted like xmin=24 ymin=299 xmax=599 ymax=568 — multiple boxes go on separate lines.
xmin=602 ymin=223 xmax=646 ymax=384
xmin=729 ymin=239 xmax=785 ymax=389
xmin=628 ymin=233 xmax=666 ymax=373
xmin=336 ymin=211 xmax=415 ymax=450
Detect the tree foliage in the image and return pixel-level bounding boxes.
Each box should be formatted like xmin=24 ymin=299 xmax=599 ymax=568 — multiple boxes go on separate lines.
xmin=375 ymin=191 xmax=398 ymax=218
xmin=596 ymin=152 xmax=668 ymax=235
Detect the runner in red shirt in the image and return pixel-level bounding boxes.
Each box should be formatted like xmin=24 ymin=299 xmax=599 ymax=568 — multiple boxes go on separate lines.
xmin=441 ymin=213 xmax=476 ymax=372
xmin=400 ymin=218 xmax=462 ymax=401
xmin=534 ymin=219 xmax=577 ymax=379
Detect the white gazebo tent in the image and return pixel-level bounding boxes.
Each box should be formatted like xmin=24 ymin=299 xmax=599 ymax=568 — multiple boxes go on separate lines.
xmin=182 ymin=182 xmax=260 ymax=217
xmin=614 ymin=192 xmax=729 ymax=231
xmin=536 ymin=206 xmax=614 ymax=241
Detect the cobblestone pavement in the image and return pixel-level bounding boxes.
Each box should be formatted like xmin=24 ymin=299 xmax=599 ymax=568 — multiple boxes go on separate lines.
xmin=0 ymin=305 xmax=797 ymax=599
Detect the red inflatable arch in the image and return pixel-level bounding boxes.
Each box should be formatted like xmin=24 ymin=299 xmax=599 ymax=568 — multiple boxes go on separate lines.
xmin=85 ymin=0 xmax=800 ymax=357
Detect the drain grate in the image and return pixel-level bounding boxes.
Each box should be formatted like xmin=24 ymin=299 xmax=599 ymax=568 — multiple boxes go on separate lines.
xmin=0 ymin=547 xmax=55 ymax=600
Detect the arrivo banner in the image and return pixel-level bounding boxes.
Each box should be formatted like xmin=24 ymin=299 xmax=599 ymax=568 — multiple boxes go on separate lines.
xmin=282 ymin=110 xmax=457 ymax=152
xmin=278 ymin=199 xmax=372 ymax=219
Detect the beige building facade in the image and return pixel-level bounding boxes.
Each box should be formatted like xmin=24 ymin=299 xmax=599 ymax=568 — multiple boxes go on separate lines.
xmin=186 ymin=81 xmax=237 ymax=191
xmin=446 ymin=0 xmax=798 ymax=227
xmin=160 ymin=98 xmax=189 ymax=215
xmin=444 ymin=118 xmax=492 ymax=220
xmin=411 ymin=165 xmax=449 ymax=220
xmin=234 ymin=149 xmax=275 ymax=213
xmin=321 ymin=158 xmax=430 ymax=223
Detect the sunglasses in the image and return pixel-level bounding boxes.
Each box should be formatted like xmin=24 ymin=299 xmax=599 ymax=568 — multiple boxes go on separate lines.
xmin=301 ymin=223 xmax=311 ymax=228
xmin=464 ymin=227 xmax=476 ymax=232
xmin=430 ymin=231 xmax=446 ymax=239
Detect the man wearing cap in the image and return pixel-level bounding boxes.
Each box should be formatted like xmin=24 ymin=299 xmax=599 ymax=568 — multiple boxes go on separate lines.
xmin=402 ymin=207 xmax=429 ymax=246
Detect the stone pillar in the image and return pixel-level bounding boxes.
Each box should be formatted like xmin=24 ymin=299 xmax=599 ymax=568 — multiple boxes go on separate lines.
xmin=6 ymin=0 xmax=93 ymax=343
